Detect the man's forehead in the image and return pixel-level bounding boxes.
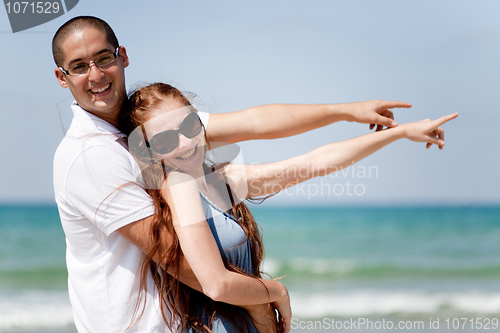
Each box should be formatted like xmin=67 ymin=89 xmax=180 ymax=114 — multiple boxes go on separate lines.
xmin=61 ymin=28 xmax=112 ymax=62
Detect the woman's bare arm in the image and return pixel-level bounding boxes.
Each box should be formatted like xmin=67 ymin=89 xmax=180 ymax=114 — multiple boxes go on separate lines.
xmin=224 ymin=113 xmax=458 ymax=198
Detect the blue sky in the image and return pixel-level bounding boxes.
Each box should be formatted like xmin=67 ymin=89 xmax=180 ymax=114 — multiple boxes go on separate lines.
xmin=1 ymin=0 xmax=499 ymax=205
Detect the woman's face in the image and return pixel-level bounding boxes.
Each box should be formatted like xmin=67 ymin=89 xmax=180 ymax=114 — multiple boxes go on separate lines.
xmin=143 ymin=99 xmax=206 ymax=174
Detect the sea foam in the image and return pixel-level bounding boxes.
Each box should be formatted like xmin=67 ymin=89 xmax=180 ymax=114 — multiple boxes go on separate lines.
xmin=290 ymin=289 xmax=500 ymax=318
xmin=0 ymin=290 xmax=74 ymax=330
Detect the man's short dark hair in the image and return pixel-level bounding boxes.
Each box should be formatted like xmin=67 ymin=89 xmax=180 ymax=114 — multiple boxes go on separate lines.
xmin=52 ymin=16 xmax=119 ymax=67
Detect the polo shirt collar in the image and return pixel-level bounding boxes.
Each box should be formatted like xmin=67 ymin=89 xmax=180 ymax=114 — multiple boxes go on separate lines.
xmin=68 ymin=102 xmax=126 ymax=138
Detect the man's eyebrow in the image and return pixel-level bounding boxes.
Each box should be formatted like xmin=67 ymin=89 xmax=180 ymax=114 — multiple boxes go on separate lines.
xmin=67 ymin=48 xmax=113 ymax=66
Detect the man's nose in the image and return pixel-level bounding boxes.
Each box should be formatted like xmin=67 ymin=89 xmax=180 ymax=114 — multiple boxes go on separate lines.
xmin=87 ymin=62 xmax=106 ymax=82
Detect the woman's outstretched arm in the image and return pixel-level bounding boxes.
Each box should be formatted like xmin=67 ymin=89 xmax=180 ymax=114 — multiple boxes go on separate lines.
xmin=225 ymin=113 xmax=458 ymax=198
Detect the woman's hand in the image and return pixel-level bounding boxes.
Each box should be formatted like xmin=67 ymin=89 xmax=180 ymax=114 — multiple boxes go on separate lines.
xmin=398 ymin=112 xmax=458 ymax=149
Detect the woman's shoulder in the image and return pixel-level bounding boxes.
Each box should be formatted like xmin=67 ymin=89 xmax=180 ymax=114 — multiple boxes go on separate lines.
xmin=163 ymin=172 xmax=202 ymax=209
xmin=220 ymin=164 xmax=249 ymax=200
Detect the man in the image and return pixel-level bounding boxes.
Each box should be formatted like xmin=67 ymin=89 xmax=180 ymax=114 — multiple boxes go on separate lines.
xmin=53 ymin=16 xmax=411 ymax=333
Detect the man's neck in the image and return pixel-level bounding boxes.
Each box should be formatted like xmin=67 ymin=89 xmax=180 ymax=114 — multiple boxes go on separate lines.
xmin=97 ymin=112 xmax=120 ymax=129
xmin=82 ymin=104 xmax=122 ymax=130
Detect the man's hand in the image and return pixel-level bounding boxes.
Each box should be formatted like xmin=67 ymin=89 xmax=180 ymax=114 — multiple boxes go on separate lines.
xmin=243 ymin=284 xmax=290 ymax=333
xmin=344 ymin=100 xmax=412 ymax=132
xmin=273 ymin=291 xmax=291 ymax=333
xmin=243 ymin=304 xmax=278 ymax=333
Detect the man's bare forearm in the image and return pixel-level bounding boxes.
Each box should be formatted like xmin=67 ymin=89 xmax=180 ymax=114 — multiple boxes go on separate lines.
xmin=206 ymin=100 xmax=411 ymax=143
xmin=206 ymin=103 xmax=347 ymax=143
xmin=117 ymin=215 xmax=203 ymax=292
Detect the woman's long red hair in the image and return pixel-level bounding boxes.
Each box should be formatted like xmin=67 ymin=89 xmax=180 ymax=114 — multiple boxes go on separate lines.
xmin=120 ymin=83 xmax=267 ymax=333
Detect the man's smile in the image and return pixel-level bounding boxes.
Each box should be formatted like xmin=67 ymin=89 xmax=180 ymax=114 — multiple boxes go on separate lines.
xmin=89 ymin=83 xmax=111 ymax=94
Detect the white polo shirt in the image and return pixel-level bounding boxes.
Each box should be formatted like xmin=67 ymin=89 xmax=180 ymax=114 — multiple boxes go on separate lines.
xmin=53 ymin=102 xmax=209 ymax=332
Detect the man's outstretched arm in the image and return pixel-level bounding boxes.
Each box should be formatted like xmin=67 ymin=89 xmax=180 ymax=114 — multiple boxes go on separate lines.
xmin=206 ymin=100 xmax=412 ymax=143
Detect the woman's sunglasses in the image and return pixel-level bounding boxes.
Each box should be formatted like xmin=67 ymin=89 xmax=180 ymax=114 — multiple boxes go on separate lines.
xmin=148 ymin=112 xmax=203 ymax=155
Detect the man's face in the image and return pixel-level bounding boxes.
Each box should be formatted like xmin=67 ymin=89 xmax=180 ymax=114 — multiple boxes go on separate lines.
xmin=54 ymin=28 xmax=129 ymax=125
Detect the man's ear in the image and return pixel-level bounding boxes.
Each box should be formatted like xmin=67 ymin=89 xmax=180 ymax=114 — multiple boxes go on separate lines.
xmin=55 ymin=68 xmax=68 ymax=88
xmin=118 ymin=46 xmax=129 ymax=69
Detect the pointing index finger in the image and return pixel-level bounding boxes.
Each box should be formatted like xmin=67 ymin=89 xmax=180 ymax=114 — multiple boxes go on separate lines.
xmin=379 ymin=100 xmax=412 ymax=109
xmin=433 ymin=112 xmax=459 ymax=127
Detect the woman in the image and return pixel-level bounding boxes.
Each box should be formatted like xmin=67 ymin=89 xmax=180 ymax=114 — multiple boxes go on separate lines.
xmin=121 ymin=84 xmax=288 ymax=333
xmin=120 ymin=83 xmax=457 ymax=333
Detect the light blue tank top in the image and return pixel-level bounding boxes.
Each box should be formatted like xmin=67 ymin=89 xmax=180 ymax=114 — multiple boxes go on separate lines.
xmin=199 ymin=192 xmax=253 ymax=274
xmin=188 ymin=192 xmax=258 ymax=333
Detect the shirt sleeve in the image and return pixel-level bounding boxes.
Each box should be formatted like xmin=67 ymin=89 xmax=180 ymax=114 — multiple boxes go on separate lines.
xmin=198 ymin=111 xmax=209 ymax=129
xmin=64 ymin=143 xmax=154 ymax=236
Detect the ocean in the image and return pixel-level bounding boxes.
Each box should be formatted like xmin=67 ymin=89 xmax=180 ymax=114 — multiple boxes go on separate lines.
xmin=0 ymin=205 xmax=499 ymax=332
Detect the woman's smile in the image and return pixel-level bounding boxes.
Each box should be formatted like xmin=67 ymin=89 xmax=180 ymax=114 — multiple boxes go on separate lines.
xmin=176 ymin=146 xmax=197 ymax=160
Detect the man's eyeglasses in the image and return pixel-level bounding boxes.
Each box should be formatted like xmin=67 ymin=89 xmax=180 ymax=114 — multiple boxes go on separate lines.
xmin=148 ymin=112 xmax=203 ymax=155
xmin=59 ymin=47 xmax=121 ymax=76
